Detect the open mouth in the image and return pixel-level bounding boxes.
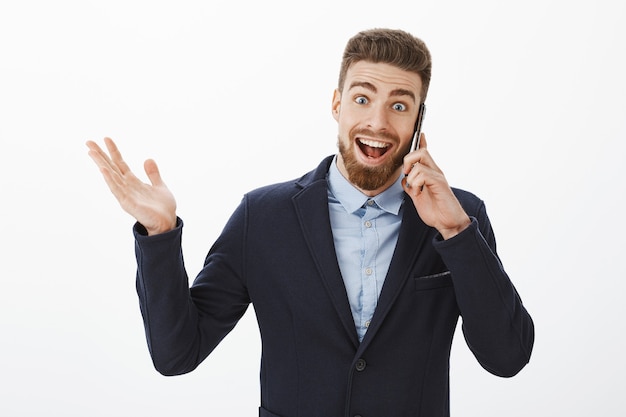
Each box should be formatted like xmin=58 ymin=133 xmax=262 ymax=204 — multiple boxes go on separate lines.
xmin=357 ymin=138 xmax=391 ymax=159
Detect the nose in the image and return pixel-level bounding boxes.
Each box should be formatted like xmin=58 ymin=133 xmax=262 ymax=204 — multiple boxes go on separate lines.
xmin=365 ymin=104 xmax=390 ymax=132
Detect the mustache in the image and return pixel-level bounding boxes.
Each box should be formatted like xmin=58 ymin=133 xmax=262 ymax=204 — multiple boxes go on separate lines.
xmin=350 ymin=127 xmax=400 ymax=144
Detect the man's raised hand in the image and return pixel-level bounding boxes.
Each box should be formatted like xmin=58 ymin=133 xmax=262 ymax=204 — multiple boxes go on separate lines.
xmin=86 ymin=137 xmax=177 ymax=236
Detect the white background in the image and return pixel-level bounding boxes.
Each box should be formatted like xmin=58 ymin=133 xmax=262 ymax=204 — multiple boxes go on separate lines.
xmin=1 ymin=0 xmax=625 ymax=415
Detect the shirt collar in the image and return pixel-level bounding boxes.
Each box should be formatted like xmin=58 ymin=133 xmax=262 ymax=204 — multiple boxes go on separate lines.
xmin=327 ymin=155 xmax=405 ymax=215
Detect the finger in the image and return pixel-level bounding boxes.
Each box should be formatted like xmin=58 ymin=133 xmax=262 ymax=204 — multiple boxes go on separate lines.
xmin=87 ymin=148 xmax=126 ymax=198
xmin=403 ymin=176 xmax=425 ymax=194
xmin=403 ymin=152 xmax=422 ymax=175
xmin=86 ymin=141 xmax=117 ymax=176
xmin=401 ymin=176 xmax=411 ymax=190
xmin=85 ymin=140 xmax=102 ymax=153
xmin=87 ymin=139 xmax=140 ymax=198
xmin=144 ymin=159 xmax=165 ymax=187
xmin=403 ymin=167 xmax=426 ymax=194
xmin=412 ymin=135 xmax=443 ymax=173
xmin=87 ymin=138 xmax=124 ymax=178
xmin=403 ymin=133 xmax=428 ymax=174
xmin=104 ymin=137 xmax=132 ymax=175
xmin=86 ymin=140 xmax=111 ymax=167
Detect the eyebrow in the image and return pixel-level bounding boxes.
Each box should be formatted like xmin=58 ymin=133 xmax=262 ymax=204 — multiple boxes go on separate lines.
xmin=348 ymin=81 xmax=416 ymax=103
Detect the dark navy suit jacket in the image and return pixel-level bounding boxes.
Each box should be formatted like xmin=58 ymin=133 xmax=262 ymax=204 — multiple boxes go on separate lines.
xmin=134 ymin=155 xmax=534 ymax=417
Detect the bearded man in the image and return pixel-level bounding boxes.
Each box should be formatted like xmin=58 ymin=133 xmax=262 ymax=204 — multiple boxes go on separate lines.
xmin=87 ymin=28 xmax=534 ymax=417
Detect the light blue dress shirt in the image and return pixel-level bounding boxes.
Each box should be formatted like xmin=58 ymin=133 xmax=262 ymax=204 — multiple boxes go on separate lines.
xmin=327 ymin=157 xmax=405 ymax=341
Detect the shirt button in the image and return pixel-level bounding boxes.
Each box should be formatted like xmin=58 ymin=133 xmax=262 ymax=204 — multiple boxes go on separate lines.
xmin=365 ymin=267 xmax=373 ymax=276
xmin=355 ymin=358 xmax=366 ymax=371
xmin=367 ymin=200 xmax=374 ymax=206
xmin=365 ymin=320 xmax=370 ymax=328
xmin=364 ymin=220 xmax=372 ymax=228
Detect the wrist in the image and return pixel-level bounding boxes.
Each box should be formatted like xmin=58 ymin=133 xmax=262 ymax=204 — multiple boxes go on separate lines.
xmin=439 ymin=216 xmax=471 ymax=240
xmin=145 ymin=216 xmax=177 ymax=236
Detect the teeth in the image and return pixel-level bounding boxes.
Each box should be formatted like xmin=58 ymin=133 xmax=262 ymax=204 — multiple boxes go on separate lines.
xmin=359 ymin=138 xmax=389 ymax=148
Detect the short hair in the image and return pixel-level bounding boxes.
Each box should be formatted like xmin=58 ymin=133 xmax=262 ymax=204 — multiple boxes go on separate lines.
xmin=338 ymin=28 xmax=432 ymax=103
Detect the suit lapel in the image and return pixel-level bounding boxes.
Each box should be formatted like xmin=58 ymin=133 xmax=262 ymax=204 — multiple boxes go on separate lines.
xmin=292 ymin=176 xmax=360 ymax=348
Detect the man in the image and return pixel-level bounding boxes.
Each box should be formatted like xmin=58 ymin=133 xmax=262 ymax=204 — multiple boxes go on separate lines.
xmin=87 ymin=28 xmax=534 ymax=417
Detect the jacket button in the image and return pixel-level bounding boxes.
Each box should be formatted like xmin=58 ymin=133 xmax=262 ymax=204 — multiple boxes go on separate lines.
xmin=355 ymin=358 xmax=366 ymax=371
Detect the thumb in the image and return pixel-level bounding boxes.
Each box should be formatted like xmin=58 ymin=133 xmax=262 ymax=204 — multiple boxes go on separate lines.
xmin=144 ymin=159 xmax=164 ymax=186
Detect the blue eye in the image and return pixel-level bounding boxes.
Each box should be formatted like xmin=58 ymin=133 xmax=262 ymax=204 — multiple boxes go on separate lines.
xmin=355 ymin=96 xmax=368 ymax=105
xmin=393 ymin=103 xmax=407 ymax=111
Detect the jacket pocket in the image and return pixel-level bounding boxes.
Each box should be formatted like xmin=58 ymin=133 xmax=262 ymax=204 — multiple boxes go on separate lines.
xmin=413 ymin=270 xmax=453 ymax=291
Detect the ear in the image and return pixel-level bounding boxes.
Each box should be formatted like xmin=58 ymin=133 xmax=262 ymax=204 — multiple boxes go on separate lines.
xmin=331 ymin=89 xmax=341 ymax=121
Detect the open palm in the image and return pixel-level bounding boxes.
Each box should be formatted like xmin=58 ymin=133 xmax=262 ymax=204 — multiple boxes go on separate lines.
xmin=86 ymin=137 xmax=177 ymax=236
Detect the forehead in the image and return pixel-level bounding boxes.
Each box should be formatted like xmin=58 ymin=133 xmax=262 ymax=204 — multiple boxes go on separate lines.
xmin=344 ymin=61 xmax=422 ymax=101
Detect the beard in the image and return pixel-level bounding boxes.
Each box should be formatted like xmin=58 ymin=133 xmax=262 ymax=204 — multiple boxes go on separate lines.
xmin=337 ymin=129 xmax=408 ymax=191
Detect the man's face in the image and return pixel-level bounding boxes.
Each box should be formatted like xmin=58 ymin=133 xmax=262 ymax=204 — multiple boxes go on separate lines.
xmin=332 ymin=61 xmax=422 ymax=195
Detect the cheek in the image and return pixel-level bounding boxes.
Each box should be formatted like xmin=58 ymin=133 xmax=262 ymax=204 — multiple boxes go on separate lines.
xmin=337 ymin=115 xmax=357 ymax=137
xmin=403 ymin=128 xmax=415 ymax=144
xmin=399 ymin=120 xmax=417 ymax=141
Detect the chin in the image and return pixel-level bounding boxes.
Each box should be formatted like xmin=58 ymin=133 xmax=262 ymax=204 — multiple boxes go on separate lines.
xmin=339 ymin=140 xmax=402 ymax=191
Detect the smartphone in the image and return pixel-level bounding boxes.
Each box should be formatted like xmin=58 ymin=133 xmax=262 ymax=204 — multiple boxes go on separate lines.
xmin=409 ymin=103 xmax=426 ymax=152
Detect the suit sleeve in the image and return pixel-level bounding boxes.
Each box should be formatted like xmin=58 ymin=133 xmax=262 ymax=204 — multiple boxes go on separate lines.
xmin=433 ymin=201 xmax=534 ymax=377
xmin=134 ymin=199 xmax=250 ymax=376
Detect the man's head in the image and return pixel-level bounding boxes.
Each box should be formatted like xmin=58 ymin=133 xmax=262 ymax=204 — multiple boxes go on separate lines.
xmin=338 ymin=28 xmax=432 ymax=104
xmin=333 ymin=29 xmax=432 ymax=195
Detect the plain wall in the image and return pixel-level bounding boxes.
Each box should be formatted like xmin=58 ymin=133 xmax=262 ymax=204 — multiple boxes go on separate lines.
xmin=1 ymin=1 xmax=625 ymax=415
